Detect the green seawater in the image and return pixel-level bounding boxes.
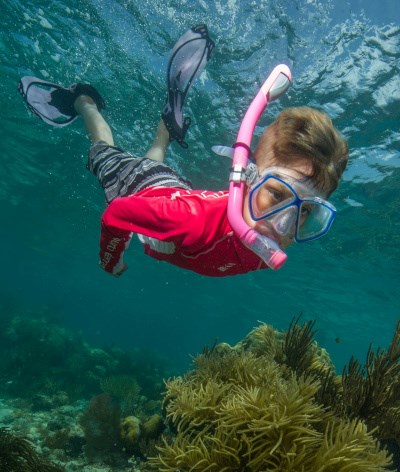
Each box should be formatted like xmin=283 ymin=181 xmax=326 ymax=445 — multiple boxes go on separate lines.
xmin=1 ymin=0 xmax=399 ymax=373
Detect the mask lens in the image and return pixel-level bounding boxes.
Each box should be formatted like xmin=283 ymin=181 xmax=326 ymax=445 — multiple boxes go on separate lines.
xmin=297 ymin=201 xmax=334 ymax=241
xmin=251 ymin=176 xmax=296 ymax=220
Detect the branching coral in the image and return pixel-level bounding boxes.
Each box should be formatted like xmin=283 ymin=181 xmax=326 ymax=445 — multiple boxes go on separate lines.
xmin=311 ymin=420 xmax=390 ymax=472
xmin=234 ymin=322 xmax=280 ymax=358
xmin=340 ymin=319 xmax=400 ymax=441
xmin=0 ymin=427 xmax=63 ymax=472
xmin=280 ymin=316 xmax=337 ymax=382
xmin=164 ymin=376 xmax=229 ymax=433
xmin=281 ymin=315 xmax=317 ymax=373
xmin=216 ymin=376 xmax=327 ymax=470
xmin=193 ymin=348 xmax=282 ymax=390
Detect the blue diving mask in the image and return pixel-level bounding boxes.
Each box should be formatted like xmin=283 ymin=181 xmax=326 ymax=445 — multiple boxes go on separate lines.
xmin=248 ymin=167 xmax=336 ymax=243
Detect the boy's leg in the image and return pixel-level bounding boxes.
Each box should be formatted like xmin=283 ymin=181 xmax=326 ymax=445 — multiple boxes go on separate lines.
xmin=74 ymin=95 xmax=114 ymax=145
xmin=75 ymin=94 xmax=169 ymax=162
xmin=144 ymin=119 xmax=170 ymax=163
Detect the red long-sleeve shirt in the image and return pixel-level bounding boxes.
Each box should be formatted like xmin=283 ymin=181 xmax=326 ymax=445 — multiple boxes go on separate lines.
xmin=99 ymin=186 xmax=267 ymax=277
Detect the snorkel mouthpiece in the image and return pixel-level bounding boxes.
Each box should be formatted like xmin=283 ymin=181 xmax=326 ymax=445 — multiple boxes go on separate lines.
xmin=227 ymin=65 xmax=292 ymax=270
xmin=248 ymin=233 xmax=287 ymax=270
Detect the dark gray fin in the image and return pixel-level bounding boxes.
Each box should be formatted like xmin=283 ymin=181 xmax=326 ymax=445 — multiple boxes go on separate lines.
xmin=161 ymin=24 xmax=215 ymax=148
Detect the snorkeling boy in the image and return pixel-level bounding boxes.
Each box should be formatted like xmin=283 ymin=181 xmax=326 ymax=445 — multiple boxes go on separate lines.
xmin=19 ymin=25 xmax=348 ymax=278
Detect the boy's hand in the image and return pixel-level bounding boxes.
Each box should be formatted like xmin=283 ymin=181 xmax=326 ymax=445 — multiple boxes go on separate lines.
xmin=114 ymin=263 xmax=128 ymax=277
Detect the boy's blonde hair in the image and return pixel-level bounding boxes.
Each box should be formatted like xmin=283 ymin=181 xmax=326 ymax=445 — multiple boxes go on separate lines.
xmin=254 ymin=107 xmax=348 ymax=196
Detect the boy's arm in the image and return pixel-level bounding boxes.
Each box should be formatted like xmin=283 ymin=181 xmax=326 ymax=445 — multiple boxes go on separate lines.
xmin=99 ymin=193 xmax=205 ymax=276
xmin=99 ymin=223 xmax=132 ymax=276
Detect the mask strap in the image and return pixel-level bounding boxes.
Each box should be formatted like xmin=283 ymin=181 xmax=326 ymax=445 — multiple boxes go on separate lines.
xmin=245 ymin=163 xmax=258 ymax=185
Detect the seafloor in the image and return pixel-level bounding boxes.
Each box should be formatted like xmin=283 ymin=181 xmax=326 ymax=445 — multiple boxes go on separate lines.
xmin=0 ymin=307 xmax=399 ymax=471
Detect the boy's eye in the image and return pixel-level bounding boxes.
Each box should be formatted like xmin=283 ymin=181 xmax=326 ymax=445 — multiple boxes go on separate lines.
xmin=263 ymin=181 xmax=291 ymax=203
xmin=267 ymin=188 xmax=284 ymax=202
xmin=300 ymin=205 xmax=312 ymax=218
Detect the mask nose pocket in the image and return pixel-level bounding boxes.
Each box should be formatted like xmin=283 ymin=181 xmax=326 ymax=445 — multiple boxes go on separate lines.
xmin=271 ymin=206 xmax=297 ymax=236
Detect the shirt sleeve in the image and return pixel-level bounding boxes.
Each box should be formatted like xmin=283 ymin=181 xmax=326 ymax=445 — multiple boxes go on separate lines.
xmin=99 ymin=221 xmax=132 ymax=276
xmin=99 ymin=193 xmax=206 ymax=275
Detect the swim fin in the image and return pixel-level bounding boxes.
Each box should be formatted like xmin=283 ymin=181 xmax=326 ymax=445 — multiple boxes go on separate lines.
xmin=161 ymin=24 xmax=215 ymax=148
xmin=18 ymin=76 xmax=105 ymax=127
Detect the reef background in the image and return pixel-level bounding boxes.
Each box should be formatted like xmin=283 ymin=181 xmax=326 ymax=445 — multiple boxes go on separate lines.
xmin=1 ymin=0 xmax=399 ymax=406
xmin=0 ymin=311 xmax=399 ymax=471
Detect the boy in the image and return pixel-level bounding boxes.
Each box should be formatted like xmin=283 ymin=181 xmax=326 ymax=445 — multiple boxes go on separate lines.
xmin=76 ymin=99 xmax=347 ymax=277
xmin=19 ymin=25 xmax=348 ymax=278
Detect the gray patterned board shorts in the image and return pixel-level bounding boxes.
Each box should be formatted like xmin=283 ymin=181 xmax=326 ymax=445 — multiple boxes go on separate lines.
xmin=87 ymin=141 xmax=192 ymax=203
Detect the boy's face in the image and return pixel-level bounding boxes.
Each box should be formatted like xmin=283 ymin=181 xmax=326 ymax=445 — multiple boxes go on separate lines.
xmin=243 ymin=159 xmax=317 ymax=249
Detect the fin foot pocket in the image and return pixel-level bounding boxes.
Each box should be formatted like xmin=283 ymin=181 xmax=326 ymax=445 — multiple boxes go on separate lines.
xmin=18 ymin=77 xmax=105 ymax=127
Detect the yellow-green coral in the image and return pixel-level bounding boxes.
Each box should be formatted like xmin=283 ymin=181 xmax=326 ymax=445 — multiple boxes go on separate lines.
xmin=149 ymin=319 xmax=393 ymax=471
xmin=142 ymin=415 xmax=165 ymax=439
xmin=120 ymin=415 xmax=141 ymax=448
xmin=100 ymin=374 xmax=140 ymax=415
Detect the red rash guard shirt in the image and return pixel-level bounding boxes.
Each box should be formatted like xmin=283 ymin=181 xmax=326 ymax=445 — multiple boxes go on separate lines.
xmin=99 ymin=187 xmax=268 ymax=277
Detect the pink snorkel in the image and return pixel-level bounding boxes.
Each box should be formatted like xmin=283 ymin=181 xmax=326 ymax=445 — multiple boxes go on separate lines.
xmin=227 ymin=65 xmax=292 ymax=270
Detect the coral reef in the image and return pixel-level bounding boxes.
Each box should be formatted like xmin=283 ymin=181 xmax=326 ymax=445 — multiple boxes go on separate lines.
xmin=149 ymin=318 xmax=395 ymax=471
xmin=79 ymin=393 xmax=122 ymax=461
xmin=118 ymin=413 xmax=165 ymax=450
xmin=101 ymin=374 xmax=141 ymax=415
xmin=120 ymin=415 xmax=141 ymax=449
xmin=340 ymin=319 xmax=400 ymax=442
xmin=0 ymin=305 xmax=173 ymax=403
xmin=0 ymin=304 xmax=171 ymax=470
xmin=1 ymin=302 xmax=398 ymax=471
xmin=0 ymin=427 xmax=63 ymax=472
xmin=142 ymin=414 xmax=165 ymax=439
